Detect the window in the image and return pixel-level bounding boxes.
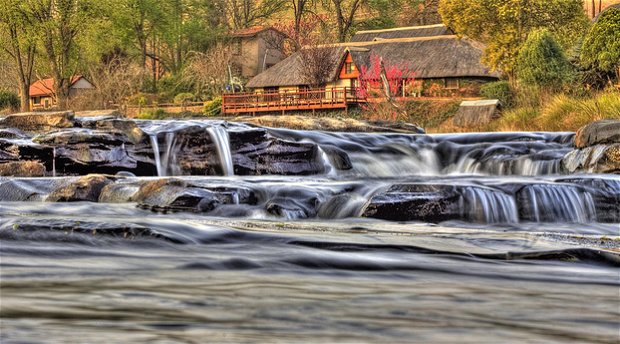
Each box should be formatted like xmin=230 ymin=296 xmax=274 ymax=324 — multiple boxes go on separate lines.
xmin=33 ymin=97 xmax=40 ymax=105
xmin=445 ymin=78 xmax=459 ymax=89
xmin=345 ymin=62 xmax=354 ymax=74
xmin=231 ymin=63 xmax=242 ymax=76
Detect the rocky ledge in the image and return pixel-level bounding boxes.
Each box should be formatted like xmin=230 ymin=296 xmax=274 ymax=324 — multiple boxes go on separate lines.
xmin=0 ymin=111 xmax=347 ymax=177
xmin=562 ymin=120 xmax=620 ymax=174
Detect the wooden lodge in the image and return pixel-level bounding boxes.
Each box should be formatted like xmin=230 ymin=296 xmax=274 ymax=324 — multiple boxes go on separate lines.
xmin=222 ymin=25 xmax=500 ymax=115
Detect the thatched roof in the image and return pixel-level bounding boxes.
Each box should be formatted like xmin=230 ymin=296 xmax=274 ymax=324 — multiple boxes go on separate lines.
xmin=246 ymin=36 xmax=500 ymax=88
xmin=246 ymin=46 xmax=347 ymax=88
xmin=351 ymin=24 xmax=453 ymax=42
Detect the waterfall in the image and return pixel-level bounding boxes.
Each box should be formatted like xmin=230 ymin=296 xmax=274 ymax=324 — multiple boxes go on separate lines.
xmin=149 ymin=134 xmax=164 ymax=177
xmin=207 ymin=126 xmax=234 ymax=176
xmin=522 ymin=184 xmax=597 ymax=223
xmin=52 ymin=147 xmax=56 ymax=177
xmin=462 ymin=187 xmax=519 ymax=224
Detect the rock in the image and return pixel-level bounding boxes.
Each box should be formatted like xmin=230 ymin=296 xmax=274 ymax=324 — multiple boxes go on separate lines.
xmin=0 ymin=161 xmax=46 ymax=177
xmin=169 ymin=126 xmax=324 ymax=176
xmin=555 ymin=177 xmax=620 ymax=223
xmin=132 ymin=179 xmax=256 ymax=213
xmin=230 ymin=115 xmax=424 ymax=133
xmin=0 ymin=111 xmax=75 ymax=132
xmin=362 ymin=184 xmax=463 ymax=223
xmin=230 ymin=129 xmax=322 ymax=175
xmin=33 ymin=129 xmax=153 ymax=176
xmin=562 ymin=143 xmax=620 ymax=174
xmin=46 ymin=174 xmax=114 ymax=202
xmin=321 ymin=146 xmax=353 ymax=170
xmin=78 ymin=118 xmax=145 ymax=143
xmin=0 ymin=178 xmax=65 ymax=201
xmin=574 ymin=120 xmax=620 ymax=148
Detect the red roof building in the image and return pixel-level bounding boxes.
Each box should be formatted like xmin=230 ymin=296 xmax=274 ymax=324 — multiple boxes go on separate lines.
xmin=29 ymin=76 xmax=94 ymax=110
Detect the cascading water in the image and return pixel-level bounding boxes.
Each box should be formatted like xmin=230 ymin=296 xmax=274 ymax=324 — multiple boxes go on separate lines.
xmin=149 ymin=134 xmax=164 ymax=177
xmin=462 ymin=186 xmax=519 ymax=224
xmin=520 ymin=184 xmax=598 ymax=223
xmin=207 ymin=126 xmax=234 ymax=176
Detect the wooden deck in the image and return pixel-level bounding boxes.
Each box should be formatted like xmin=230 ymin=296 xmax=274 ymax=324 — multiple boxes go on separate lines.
xmin=222 ymin=87 xmax=363 ymax=114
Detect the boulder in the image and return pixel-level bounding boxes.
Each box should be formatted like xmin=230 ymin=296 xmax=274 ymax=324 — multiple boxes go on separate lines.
xmin=0 ymin=111 xmax=75 ymax=132
xmin=0 ymin=161 xmax=46 ymax=177
xmin=33 ymin=129 xmax=153 ymax=176
xmin=362 ymin=184 xmax=463 ymax=223
xmin=132 ymin=179 xmax=256 ymax=213
xmin=562 ymin=143 xmax=620 ymax=174
xmin=574 ymin=120 xmax=620 ymax=148
xmin=78 ymin=118 xmax=145 ymax=143
xmin=46 ymin=174 xmax=114 ymax=202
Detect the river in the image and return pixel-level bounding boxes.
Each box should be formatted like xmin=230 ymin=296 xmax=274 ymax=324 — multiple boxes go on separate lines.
xmin=0 ymin=119 xmax=618 ymax=343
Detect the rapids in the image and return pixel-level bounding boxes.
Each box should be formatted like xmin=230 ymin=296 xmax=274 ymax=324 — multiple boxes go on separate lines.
xmin=0 ymin=118 xmax=618 ymax=343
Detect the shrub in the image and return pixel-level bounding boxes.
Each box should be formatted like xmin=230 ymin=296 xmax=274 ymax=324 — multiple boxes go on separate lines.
xmin=204 ymin=97 xmax=222 ymax=116
xmin=480 ymin=81 xmax=514 ymax=107
xmin=581 ymin=8 xmax=620 ymax=84
xmin=0 ymin=91 xmax=19 ymax=111
xmin=137 ymin=108 xmax=167 ymax=120
xmin=174 ymin=92 xmax=194 ymax=104
xmin=516 ymin=29 xmax=574 ymax=91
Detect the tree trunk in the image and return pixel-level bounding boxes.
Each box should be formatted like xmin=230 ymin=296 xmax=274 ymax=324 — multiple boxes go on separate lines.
xmin=592 ymin=0 xmax=596 ymax=18
xmin=56 ymin=78 xmax=71 ymax=110
xmin=19 ymin=83 xmax=30 ymax=112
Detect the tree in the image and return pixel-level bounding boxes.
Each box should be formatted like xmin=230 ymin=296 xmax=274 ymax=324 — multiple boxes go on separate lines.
xmin=296 ymin=46 xmax=339 ymax=87
xmin=516 ymin=29 xmax=573 ymax=91
xmin=221 ymin=0 xmax=286 ymax=30
xmin=28 ymin=0 xmax=101 ymax=110
xmin=581 ymin=7 xmax=620 ymax=83
xmin=182 ymin=43 xmax=233 ymax=98
xmin=0 ymin=0 xmax=37 ymax=111
xmin=322 ymin=0 xmax=364 ymax=42
xmin=439 ymin=0 xmax=588 ymax=78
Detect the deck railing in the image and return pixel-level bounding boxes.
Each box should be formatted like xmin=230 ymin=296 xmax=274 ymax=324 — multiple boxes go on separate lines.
xmin=222 ymin=87 xmax=363 ymax=114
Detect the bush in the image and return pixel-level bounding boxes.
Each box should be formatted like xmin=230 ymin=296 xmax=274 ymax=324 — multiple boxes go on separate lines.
xmin=480 ymin=81 xmax=514 ymax=107
xmin=204 ymin=97 xmax=222 ymax=116
xmin=137 ymin=108 xmax=167 ymax=120
xmin=174 ymin=92 xmax=194 ymax=104
xmin=516 ymin=29 xmax=574 ymax=91
xmin=0 ymin=91 xmax=20 ymax=111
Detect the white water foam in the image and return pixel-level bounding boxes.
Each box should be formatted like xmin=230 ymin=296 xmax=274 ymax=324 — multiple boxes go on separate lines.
xmin=207 ymin=126 xmax=234 ymax=176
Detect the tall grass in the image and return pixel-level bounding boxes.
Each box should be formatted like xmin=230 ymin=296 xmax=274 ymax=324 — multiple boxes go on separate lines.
xmin=489 ymin=89 xmax=620 ymax=132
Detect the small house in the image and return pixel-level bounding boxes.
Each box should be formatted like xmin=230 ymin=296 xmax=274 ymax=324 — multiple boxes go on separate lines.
xmin=29 ymin=76 xmax=94 ymax=111
xmin=230 ymin=26 xmax=286 ymax=79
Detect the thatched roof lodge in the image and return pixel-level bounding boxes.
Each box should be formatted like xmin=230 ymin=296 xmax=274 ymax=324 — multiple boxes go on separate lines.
xmin=223 ymin=25 xmax=500 ymax=114
xmin=246 ymin=25 xmax=499 ymax=93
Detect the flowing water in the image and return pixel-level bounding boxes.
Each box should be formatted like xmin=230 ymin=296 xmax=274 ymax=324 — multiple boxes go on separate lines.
xmin=1 ymin=120 xmax=619 ymax=343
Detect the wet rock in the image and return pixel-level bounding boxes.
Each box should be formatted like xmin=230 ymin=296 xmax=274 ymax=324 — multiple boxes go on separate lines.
xmin=230 ymin=129 xmax=322 ymax=175
xmin=47 ymin=174 xmax=114 ymax=202
xmin=33 ymin=129 xmax=152 ymax=176
xmin=0 ymin=178 xmax=64 ymax=201
xmin=322 ymin=146 xmax=353 ymax=170
xmin=0 ymin=128 xmax=28 ymax=139
xmin=78 ymin=118 xmax=145 ymax=143
xmin=574 ymin=120 xmax=620 ymax=148
xmin=169 ymin=126 xmax=324 ymax=176
xmin=0 ymin=111 xmax=75 ymax=132
xmin=562 ymin=144 xmax=620 ymax=174
xmin=555 ymin=177 xmax=620 ymax=223
xmin=0 ymin=161 xmax=46 ymax=177
xmin=362 ymin=184 xmax=463 ymax=223
xmin=132 ymin=179 xmax=255 ymax=213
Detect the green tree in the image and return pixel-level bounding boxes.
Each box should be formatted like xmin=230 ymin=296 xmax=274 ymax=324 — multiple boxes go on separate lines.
xmin=581 ymin=8 xmax=620 ymax=83
xmin=28 ymin=0 xmax=103 ymax=110
xmin=516 ymin=29 xmax=573 ymax=91
xmin=0 ymin=0 xmax=37 ymax=111
xmin=439 ymin=0 xmax=588 ymax=78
